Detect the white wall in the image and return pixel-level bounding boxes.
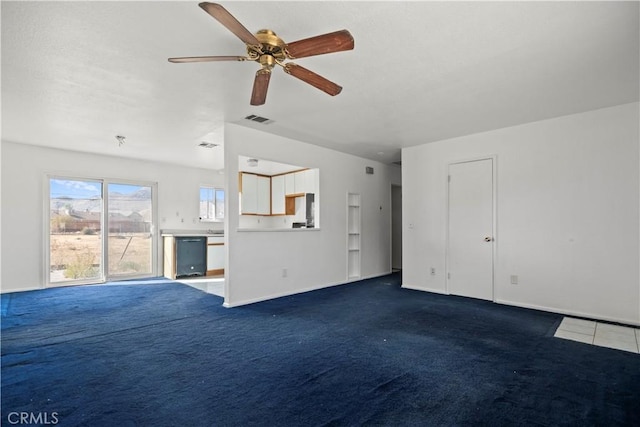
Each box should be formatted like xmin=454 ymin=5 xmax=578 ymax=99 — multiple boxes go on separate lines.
xmin=0 ymin=142 xmax=3 ymax=290
xmin=402 ymin=102 xmax=640 ymax=325
xmin=224 ymin=124 xmax=393 ymax=307
xmin=0 ymin=141 xmax=223 ymax=292
xmin=391 ymin=185 xmax=402 ymax=270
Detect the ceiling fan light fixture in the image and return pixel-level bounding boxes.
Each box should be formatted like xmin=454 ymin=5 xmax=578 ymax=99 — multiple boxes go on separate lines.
xmin=170 ymin=2 xmax=354 ymax=106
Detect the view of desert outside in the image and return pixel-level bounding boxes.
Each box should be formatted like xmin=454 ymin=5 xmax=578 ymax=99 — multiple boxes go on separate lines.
xmin=49 ymin=179 xmax=153 ymax=283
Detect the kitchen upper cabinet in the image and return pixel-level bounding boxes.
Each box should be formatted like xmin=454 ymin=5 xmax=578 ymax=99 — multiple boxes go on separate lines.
xmin=237 ymin=155 xmax=322 ymax=228
xmin=293 ymin=171 xmax=305 ymax=194
xmin=257 ymin=175 xmax=271 ymax=215
xmin=293 ymin=169 xmax=317 ymax=194
xmin=241 ymin=172 xmax=271 ymax=215
xmin=241 ymin=173 xmax=257 ymax=214
xmin=285 ymin=173 xmax=295 ymax=196
xmin=271 ymin=175 xmax=286 ymax=215
xmin=304 ymin=168 xmax=317 ymax=194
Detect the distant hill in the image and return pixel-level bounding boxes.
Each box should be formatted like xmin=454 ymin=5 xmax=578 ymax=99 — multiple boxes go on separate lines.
xmin=51 ymin=189 xmax=151 ymax=215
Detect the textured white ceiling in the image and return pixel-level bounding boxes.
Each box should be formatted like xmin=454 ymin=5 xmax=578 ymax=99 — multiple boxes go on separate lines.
xmin=2 ymin=1 xmax=638 ymax=170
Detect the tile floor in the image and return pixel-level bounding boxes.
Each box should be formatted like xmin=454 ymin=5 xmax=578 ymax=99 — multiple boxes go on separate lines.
xmin=554 ymin=316 xmax=640 ymax=354
xmin=178 ymin=277 xmax=225 ymax=297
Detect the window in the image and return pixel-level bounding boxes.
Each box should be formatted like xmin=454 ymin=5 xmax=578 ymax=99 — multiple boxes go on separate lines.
xmin=200 ymin=186 xmax=224 ymax=221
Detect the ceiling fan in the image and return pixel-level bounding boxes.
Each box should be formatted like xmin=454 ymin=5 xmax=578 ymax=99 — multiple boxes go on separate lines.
xmin=169 ymin=2 xmax=354 ymax=106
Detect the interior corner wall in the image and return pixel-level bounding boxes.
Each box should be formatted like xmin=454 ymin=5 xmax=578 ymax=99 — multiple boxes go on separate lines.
xmin=390 ymin=163 xmax=402 ymax=186
xmin=223 ymin=124 xmax=392 ymax=307
xmin=0 ymin=141 xmax=223 ymax=292
xmin=0 ymin=142 xmax=3 ymax=288
xmin=402 ymin=102 xmax=640 ymax=325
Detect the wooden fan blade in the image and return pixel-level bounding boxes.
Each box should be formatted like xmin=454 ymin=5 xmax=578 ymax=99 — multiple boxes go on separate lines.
xmin=284 ymin=63 xmax=342 ymax=96
xmin=168 ymin=56 xmax=246 ymax=63
xmin=251 ymin=69 xmax=271 ymax=106
xmin=199 ymin=2 xmax=261 ymax=46
xmin=285 ymin=30 xmax=354 ymax=59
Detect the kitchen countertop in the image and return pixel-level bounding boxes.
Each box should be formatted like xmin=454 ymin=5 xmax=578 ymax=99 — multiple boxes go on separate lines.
xmin=161 ymin=229 xmax=224 ymax=237
xmin=237 ymin=227 xmax=320 ymax=232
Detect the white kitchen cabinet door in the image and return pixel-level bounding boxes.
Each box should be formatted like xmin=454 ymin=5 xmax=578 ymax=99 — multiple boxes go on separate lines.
xmin=294 ymin=171 xmax=306 ymax=194
xmin=271 ymin=175 xmax=286 ymax=215
xmin=207 ymin=243 xmax=224 ymax=271
xmin=241 ymin=173 xmax=258 ymax=214
xmin=304 ymin=169 xmax=317 ymax=194
xmin=285 ymin=173 xmax=295 ymax=196
xmin=257 ymin=176 xmax=271 ymax=215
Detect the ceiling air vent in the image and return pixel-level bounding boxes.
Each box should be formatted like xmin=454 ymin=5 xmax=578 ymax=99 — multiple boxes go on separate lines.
xmin=245 ymin=114 xmax=273 ymax=124
xmin=198 ymin=142 xmax=219 ymax=148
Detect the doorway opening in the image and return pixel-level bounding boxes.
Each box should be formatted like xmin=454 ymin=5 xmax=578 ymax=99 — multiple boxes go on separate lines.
xmin=391 ymin=184 xmax=402 ymax=272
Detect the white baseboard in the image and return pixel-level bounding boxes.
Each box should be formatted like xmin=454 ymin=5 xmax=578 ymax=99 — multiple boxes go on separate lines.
xmin=223 ymin=271 xmax=393 ymax=308
xmin=1 ymin=285 xmax=44 ymax=294
xmin=495 ymin=298 xmax=640 ymax=327
xmin=398 ymin=287 xmax=640 ymax=328
xmin=401 ymin=283 xmax=448 ymax=295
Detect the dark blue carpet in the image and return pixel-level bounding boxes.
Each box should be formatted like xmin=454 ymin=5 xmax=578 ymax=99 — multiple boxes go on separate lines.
xmin=1 ymin=273 xmax=639 ymax=426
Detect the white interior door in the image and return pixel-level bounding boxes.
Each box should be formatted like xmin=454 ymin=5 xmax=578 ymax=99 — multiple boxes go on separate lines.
xmin=447 ymin=158 xmax=494 ymax=301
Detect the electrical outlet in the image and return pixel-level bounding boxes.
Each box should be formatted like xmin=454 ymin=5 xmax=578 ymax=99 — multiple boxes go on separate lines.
xmin=430 ymin=268 xmax=436 ymax=275
xmin=510 ymin=275 xmax=518 ymax=285
xmin=282 ymin=268 xmax=288 ymax=278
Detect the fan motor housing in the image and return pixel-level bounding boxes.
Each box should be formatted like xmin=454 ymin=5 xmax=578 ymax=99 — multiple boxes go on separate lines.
xmin=249 ymin=29 xmax=287 ymax=62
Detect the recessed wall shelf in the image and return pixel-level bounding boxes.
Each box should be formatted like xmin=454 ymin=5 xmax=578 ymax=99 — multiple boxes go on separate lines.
xmin=347 ymin=193 xmax=361 ymax=280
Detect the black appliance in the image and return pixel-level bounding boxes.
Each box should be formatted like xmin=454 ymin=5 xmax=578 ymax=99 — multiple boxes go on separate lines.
xmin=175 ymin=237 xmax=207 ymax=278
xmin=305 ymin=193 xmax=315 ymax=228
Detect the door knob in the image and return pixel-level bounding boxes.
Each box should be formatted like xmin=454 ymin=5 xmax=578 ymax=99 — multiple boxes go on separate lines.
xmin=484 ymin=236 xmax=493 ymax=242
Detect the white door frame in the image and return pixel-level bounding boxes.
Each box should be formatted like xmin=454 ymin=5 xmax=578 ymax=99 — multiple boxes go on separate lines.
xmin=444 ymin=155 xmax=497 ymax=301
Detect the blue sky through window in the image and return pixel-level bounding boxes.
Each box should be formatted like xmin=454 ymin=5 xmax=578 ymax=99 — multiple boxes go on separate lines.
xmin=50 ymin=180 xmax=147 ymax=199
xmin=50 ymin=179 xmax=101 ymax=199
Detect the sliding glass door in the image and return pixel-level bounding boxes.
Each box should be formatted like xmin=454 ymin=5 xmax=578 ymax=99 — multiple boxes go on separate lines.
xmin=107 ymin=183 xmax=153 ymax=278
xmin=48 ymin=177 xmax=156 ymax=286
xmin=49 ymin=178 xmax=103 ymax=284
